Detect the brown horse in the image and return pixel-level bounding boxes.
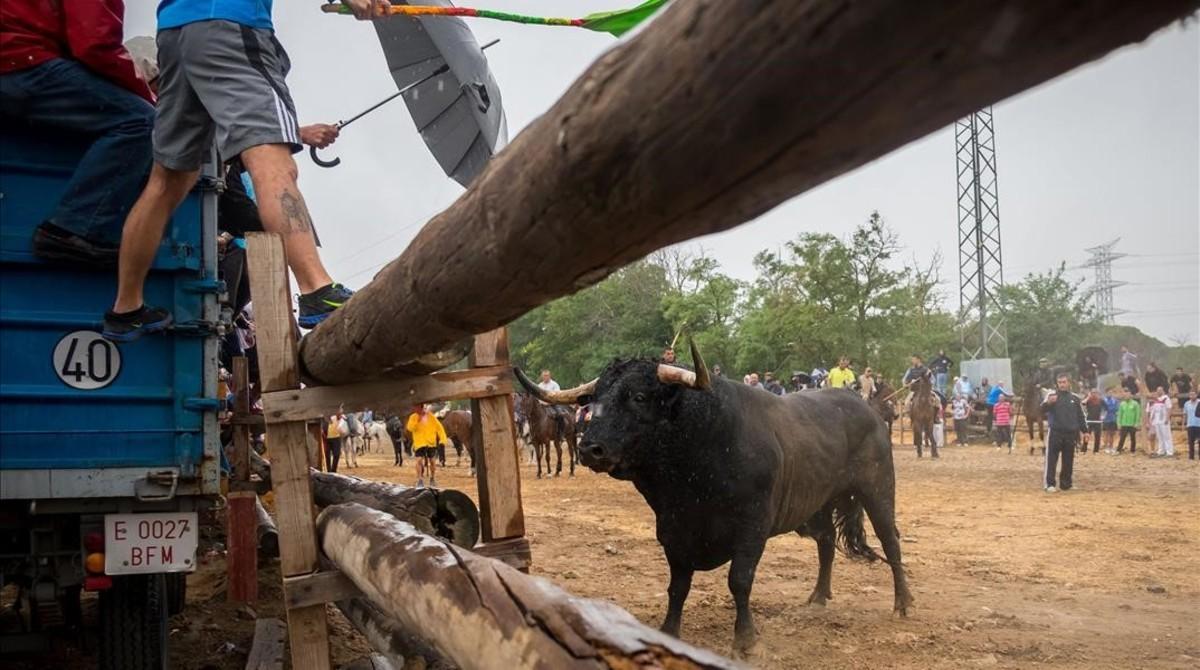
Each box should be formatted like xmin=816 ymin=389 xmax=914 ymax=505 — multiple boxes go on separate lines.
xmin=1020 ymin=380 xmax=1047 ymax=455
xmin=441 ymin=410 xmax=473 ymax=468
xmin=908 ymin=373 xmax=940 ymax=458
xmin=514 ymin=394 xmax=578 ymax=478
xmin=869 ymin=380 xmax=898 ymax=440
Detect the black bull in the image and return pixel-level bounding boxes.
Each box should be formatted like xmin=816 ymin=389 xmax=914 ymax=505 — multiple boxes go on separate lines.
xmin=517 ymin=354 xmax=912 ymax=656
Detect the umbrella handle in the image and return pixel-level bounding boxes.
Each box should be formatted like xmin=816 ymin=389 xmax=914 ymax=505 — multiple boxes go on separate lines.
xmin=310 ymin=144 xmax=342 ymax=168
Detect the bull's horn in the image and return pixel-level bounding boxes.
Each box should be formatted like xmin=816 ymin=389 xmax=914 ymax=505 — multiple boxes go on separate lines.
xmin=689 ymin=338 xmax=711 ymax=390
xmin=513 ymin=367 xmax=597 ymax=405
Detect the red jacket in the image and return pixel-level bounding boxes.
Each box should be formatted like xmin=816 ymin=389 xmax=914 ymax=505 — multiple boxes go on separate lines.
xmin=1 ymin=0 xmax=153 ymax=103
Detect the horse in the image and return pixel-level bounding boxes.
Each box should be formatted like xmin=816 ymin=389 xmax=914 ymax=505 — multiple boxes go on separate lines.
xmin=514 ymin=393 xmax=577 ymax=478
xmin=1020 ymin=379 xmax=1048 ymax=455
xmin=907 ymin=373 xmax=940 ymax=458
xmin=869 ymin=380 xmax=898 ymax=441
xmin=441 ymin=410 xmax=473 ymax=469
xmin=364 ymin=420 xmax=390 ymax=454
xmin=385 ymin=415 xmax=407 ymax=466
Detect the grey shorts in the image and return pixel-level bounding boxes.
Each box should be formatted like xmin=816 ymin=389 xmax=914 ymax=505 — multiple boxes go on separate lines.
xmin=153 ymin=20 xmax=301 ymax=171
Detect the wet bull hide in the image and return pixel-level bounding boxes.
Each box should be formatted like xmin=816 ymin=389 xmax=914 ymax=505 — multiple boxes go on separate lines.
xmin=515 ymin=342 xmax=912 ymax=657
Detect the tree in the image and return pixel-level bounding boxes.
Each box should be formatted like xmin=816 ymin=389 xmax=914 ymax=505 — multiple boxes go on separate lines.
xmin=996 ymin=265 xmax=1101 ymax=381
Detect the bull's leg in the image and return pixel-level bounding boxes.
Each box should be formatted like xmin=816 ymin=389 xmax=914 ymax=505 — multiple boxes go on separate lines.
xmin=567 ymin=435 xmax=577 ymax=477
xmin=801 ymin=509 xmax=835 ymax=606
xmin=859 ymin=494 xmax=913 ymax=617
xmin=728 ymin=538 xmax=766 ymax=657
xmin=661 ymin=560 xmax=693 ymax=637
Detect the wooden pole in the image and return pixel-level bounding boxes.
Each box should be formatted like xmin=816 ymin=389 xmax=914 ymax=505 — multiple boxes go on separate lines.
xmin=245 ymin=232 xmax=331 ymax=670
xmin=317 ymin=503 xmax=743 ymax=670
xmin=226 ymin=491 xmax=258 ymax=603
xmin=230 ymin=356 xmax=251 ymax=484
xmin=310 ymin=471 xmax=480 ymax=548
xmin=469 ymin=329 xmax=527 ymax=554
xmin=298 ymin=0 xmax=1198 ymax=385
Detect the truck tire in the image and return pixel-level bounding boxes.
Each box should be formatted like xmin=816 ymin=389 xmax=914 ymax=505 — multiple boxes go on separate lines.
xmin=165 ymin=572 xmax=187 ymax=616
xmin=99 ymin=574 xmax=167 ymax=670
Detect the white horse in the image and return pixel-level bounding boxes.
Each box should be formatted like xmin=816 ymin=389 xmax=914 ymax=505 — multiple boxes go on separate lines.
xmin=364 ymin=420 xmax=390 ymax=454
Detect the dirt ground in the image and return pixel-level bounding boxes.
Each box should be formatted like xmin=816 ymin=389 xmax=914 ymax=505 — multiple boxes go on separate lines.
xmin=332 ymin=426 xmax=1199 ymax=670
xmin=9 ymin=426 xmax=1196 ymax=669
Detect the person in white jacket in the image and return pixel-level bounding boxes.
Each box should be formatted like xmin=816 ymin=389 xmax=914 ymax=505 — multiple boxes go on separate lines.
xmin=1148 ymin=389 xmax=1175 ymax=458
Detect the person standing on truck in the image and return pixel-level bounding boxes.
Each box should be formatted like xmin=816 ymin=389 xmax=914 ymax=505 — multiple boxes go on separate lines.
xmin=0 ymin=1 xmax=155 ymax=266
xmin=101 ymin=0 xmax=390 ymax=342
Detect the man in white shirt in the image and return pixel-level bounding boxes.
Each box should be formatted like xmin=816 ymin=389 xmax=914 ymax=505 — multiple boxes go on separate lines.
xmin=1148 ymin=388 xmax=1175 ymax=458
xmin=537 ymin=369 xmax=561 ymax=393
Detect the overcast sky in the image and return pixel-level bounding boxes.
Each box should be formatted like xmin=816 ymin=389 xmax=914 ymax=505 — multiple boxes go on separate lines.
xmin=125 ymin=4 xmax=1199 ymax=345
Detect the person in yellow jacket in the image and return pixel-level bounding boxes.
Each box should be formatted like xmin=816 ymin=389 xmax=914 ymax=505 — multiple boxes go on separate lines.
xmin=406 ymin=404 xmax=448 ymax=488
xmin=828 ymin=356 xmax=856 ymax=390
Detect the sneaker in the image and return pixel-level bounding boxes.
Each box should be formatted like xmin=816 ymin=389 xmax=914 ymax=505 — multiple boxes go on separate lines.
xmin=429 ymin=477 xmax=437 ymax=488
xmin=32 ymin=222 xmax=119 ymax=267
xmin=298 ymin=282 xmax=354 ymax=329
xmin=416 ymin=478 xmax=425 ymax=489
xmin=1045 ymin=486 xmax=1057 ymax=493
xmin=102 ymin=305 xmax=173 ymax=342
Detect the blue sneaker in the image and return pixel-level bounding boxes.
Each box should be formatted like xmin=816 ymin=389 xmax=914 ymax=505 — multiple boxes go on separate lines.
xmin=298 ymin=282 xmax=354 ymax=329
xmin=102 ymin=305 xmax=173 ymax=342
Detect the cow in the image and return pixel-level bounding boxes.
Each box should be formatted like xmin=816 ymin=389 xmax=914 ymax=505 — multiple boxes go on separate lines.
xmin=515 ymin=341 xmax=912 ymax=657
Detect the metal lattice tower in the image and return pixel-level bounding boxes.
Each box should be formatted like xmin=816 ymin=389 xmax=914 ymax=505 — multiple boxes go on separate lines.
xmin=1081 ymin=238 xmax=1127 ymax=324
xmin=956 ymin=107 xmax=1008 ymax=359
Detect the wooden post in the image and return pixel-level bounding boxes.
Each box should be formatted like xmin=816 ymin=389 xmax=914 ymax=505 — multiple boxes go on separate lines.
xmin=297 ymin=0 xmax=1198 ymax=386
xmin=245 ymin=232 xmax=331 ymax=670
xmin=230 ymin=357 xmax=251 ymax=485
xmin=469 ymin=329 xmax=527 ymax=561
xmin=226 ymin=491 xmax=258 ymax=602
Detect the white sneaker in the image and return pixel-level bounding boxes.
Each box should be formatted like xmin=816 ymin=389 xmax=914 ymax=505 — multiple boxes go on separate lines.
xmin=416 ymin=478 xmax=425 ymax=488
xmin=1045 ymin=486 xmax=1057 ymax=493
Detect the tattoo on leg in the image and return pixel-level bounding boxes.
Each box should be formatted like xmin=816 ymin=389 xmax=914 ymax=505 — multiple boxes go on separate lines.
xmin=279 ymin=191 xmax=313 ymax=234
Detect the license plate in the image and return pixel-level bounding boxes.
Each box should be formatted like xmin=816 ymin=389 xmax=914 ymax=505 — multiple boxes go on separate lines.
xmin=104 ymin=512 xmax=198 ymax=575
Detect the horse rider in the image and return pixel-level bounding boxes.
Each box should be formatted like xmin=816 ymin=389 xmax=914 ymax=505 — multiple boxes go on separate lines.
xmin=537 ymin=369 xmax=572 ymax=428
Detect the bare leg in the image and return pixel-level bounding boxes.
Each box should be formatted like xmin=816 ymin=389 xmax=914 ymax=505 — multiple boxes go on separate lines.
xmin=728 ymin=538 xmax=766 ymax=657
xmin=112 ymin=164 xmax=198 ymax=312
xmin=661 ymin=560 xmax=693 ymax=637
xmin=239 ymin=145 xmax=332 ymax=294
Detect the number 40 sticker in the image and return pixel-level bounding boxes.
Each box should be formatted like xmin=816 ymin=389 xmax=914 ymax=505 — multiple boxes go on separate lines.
xmin=53 ymin=331 xmax=121 ymax=390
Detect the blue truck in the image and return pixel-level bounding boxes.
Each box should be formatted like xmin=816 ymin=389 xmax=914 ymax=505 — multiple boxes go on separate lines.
xmin=0 ymin=126 xmax=222 ymax=668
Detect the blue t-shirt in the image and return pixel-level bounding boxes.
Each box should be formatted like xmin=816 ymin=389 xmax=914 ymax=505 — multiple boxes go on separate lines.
xmin=158 ymin=0 xmax=274 ymax=31
xmin=1102 ymin=396 xmax=1119 ymax=424
xmin=1186 ymin=400 xmax=1200 ymax=429
xmin=986 ymin=385 xmax=1004 ymax=406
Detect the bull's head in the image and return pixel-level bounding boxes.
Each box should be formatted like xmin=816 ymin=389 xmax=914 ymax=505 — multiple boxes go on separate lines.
xmin=513 ymin=340 xmax=712 ymax=480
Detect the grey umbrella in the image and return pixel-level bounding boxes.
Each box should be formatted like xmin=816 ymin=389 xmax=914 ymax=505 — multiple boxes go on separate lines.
xmin=313 ymin=2 xmax=507 ymax=189
xmin=373 ymin=2 xmax=508 ymax=187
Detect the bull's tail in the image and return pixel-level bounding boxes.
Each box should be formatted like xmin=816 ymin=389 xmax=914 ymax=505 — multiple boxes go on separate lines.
xmin=833 ymin=495 xmax=885 ymax=562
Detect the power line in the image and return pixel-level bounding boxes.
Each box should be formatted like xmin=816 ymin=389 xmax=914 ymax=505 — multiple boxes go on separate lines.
xmin=1081 ymin=238 xmax=1125 ymax=324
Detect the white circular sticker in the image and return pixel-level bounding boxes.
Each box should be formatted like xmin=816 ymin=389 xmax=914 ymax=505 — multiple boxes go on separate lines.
xmin=52 ymin=331 xmax=121 ymax=390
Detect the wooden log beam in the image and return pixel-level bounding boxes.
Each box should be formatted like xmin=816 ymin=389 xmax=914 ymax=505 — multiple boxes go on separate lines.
xmin=332 ymin=596 xmax=449 ymax=669
xmin=227 ymin=491 xmax=258 ymax=603
xmin=255 ymin=495 xmax=280 ymax=560
xmin=317 ymin=503 xmax=743 ymax=670
xmin=310 ymin=471 xmax=480 ymax=548
xmin=298 ymin=0 xmax=1198 ymax=385
xmin=245 ymin=617 xmax=287 ymax=670
xmin=259 ymin=366 xmax=512 ymax=424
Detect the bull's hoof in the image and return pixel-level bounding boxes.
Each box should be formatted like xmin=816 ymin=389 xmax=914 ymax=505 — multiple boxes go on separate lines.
xmin=806 ymin=590 xmax=829 ymax=607
xmin=894 ymin=593 xmax=914 ymax=617
xmin=731 ymin=632 xmax=758 ymax=659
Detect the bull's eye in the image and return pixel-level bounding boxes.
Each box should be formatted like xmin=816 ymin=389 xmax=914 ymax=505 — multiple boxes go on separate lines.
xmin=633 ymin=392 xmax=647 ymax=403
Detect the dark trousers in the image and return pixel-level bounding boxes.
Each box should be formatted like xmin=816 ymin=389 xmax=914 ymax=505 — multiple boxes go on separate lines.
xmin=326 ymin=437 xmax=342 ymax=473
xmin=954 ymin=418 xmax=968 ymax=444
xmin=0 ymin=59 xmax=154 ymax=242
xmin=1188 ymin=427 xmax=1200 ymax=460
xmin=985 ymin=405 xmax=994 ymax=434
xmin=1117 ymin=426 xmax=1137 ymax=453
xmin=995 ymin=425 xmax=1012 ymax=448
xmin=1086 ymin=424 xmax=1102 ymax=453
xmin=1045 ymin=430 xmax=1078 ymax=490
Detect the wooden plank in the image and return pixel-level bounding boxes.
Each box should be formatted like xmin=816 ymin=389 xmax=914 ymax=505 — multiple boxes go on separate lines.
xmin=227 ymin=491 xmax=258 ymax=603
xmin=469 ymin=329 xmax=525 ymax=542
xmin=245 ymin=617 xmax=287 ymax=670
xmin=472 ymin=537 xmax=532 ymax=572
xmin=297 ymin=0 xmax=1198 ymax=386
xmin=231 ymin=357 xmax=251 ymax=482
xmin=244 ymin=232 xmax=330 ymax=670
xmin=283 ymin=570 xmax=360 ymax=610
xmin=260 ymin=367 xmax=513 ymax=424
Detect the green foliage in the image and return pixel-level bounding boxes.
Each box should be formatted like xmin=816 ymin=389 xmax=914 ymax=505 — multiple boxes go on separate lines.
xmin=997 ymin=265 xmax=1101 ymax=382
xmin=508 ymin=212 xmax=1193 ymax=387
